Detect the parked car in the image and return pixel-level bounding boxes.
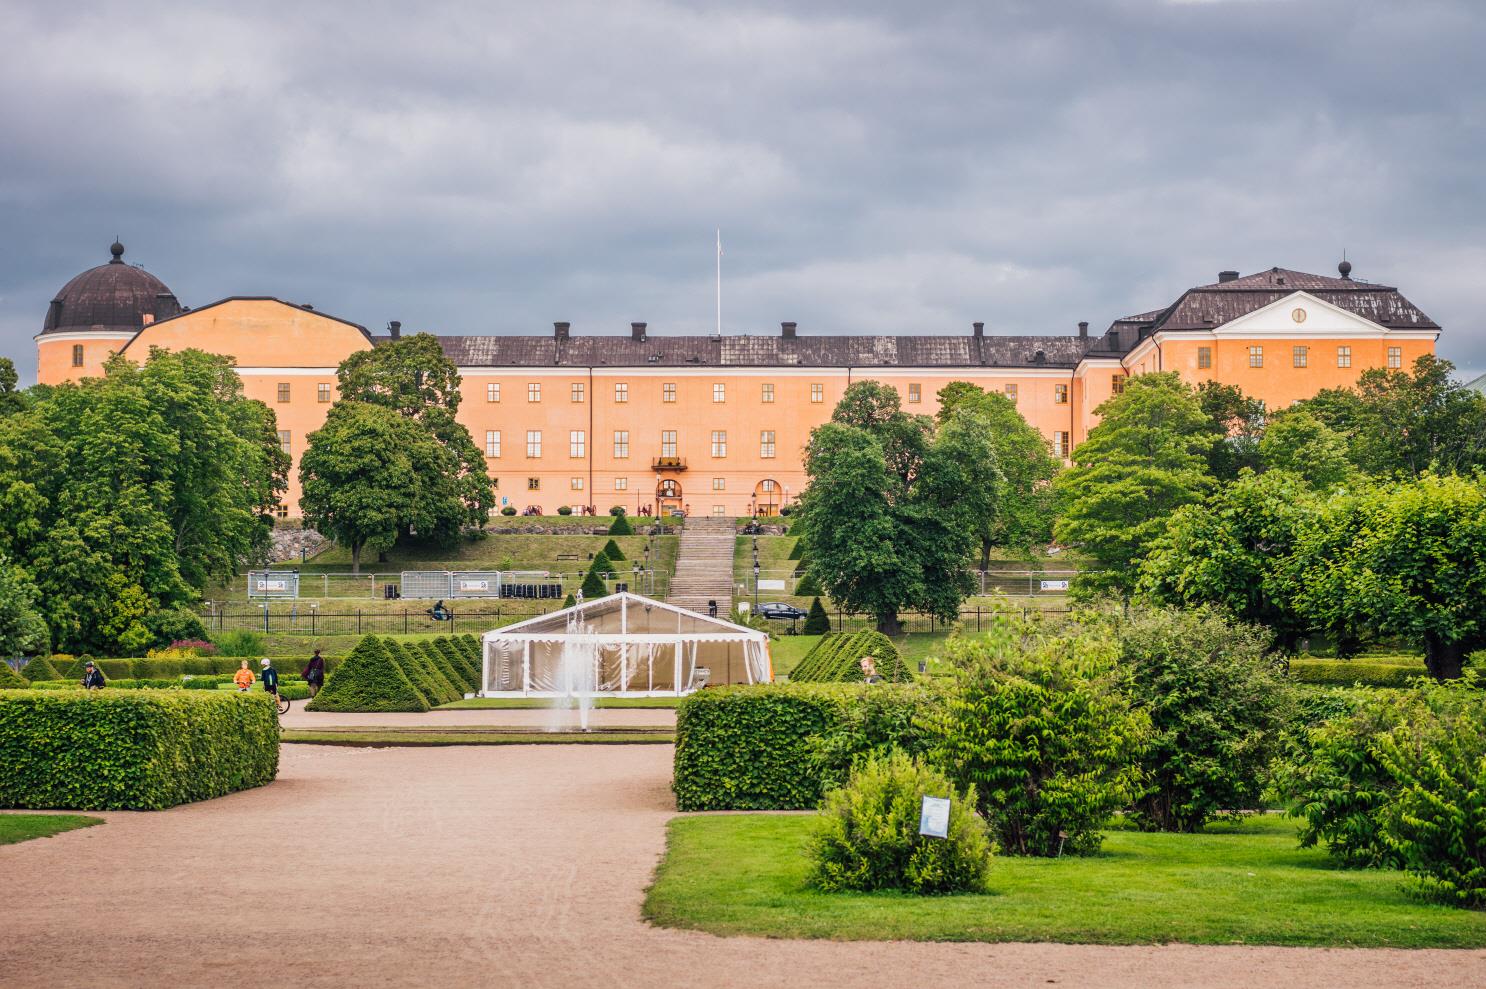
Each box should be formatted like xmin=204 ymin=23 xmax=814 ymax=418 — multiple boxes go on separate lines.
xmin=758 ymin=602 xmax=808 ymax=621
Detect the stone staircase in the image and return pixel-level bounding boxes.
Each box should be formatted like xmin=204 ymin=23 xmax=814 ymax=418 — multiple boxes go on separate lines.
xmin=666 ymin=517 xmax=736 ymax=616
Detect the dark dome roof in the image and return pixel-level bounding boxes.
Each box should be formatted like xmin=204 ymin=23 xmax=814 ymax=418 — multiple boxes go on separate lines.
xmin=41 ymin=242 xmax=181 ymax=336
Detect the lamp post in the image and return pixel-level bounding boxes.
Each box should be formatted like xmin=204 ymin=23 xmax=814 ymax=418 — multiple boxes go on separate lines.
xmin=259 ymin=601 xmax=269 ymax=635
xmin=753 ymin=562 xmax=760 ymax=612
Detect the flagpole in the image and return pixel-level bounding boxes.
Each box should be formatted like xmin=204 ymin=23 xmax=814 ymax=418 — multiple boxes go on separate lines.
xmin=715 ymin=229 xmax=722 ymax=337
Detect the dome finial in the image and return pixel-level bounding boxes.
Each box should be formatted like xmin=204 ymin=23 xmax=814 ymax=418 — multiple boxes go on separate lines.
xmin=109 ymin=238 xmax=125 ymax=263
xmin=1338 ymin=250 xmax=1352 ymax=280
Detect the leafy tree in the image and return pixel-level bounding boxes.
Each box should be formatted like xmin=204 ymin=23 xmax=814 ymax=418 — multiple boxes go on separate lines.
xmin=936 ymin=384 xmax=1060 ymax=555
xmin=0 ymin=558 xmax=48 ymax=658
xmin=1106 ymin=607 xmax=1292 ymax=832
xmin=802 ymin=597 xmax=831 ymax=635
xmin=336 ymin=332 xmax=496 ymax=528
xmin=1298 ymin=356 xmax=1486 ymax=477
xmin=1196 ymin=381 xmax=1265 ymax=481
xmin=1137 ymin=470 xmax=1317 ymax=650
xmin=1290 ymin=473 xmax=1486 ymax=679
xmin=299 ymin=402 xmax=437 ymax=574
xmin=1053 ymin=373 xmax=1214 ymax=595
xmin=1258 ymin=409 xmax=1357 ymax=491
xmin=829 ymin=381 xmax=933 ymax=492
xmin=918 ymin=405 xmax=1005 ymax=571
xmin=929 ymin=618 xmax=1149 ymax=856
xmin=0 ymin=357 xmax=25 ymax=418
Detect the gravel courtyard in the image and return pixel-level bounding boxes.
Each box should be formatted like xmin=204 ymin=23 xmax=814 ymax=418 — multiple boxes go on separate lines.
xmin=2 ymin=744 xmax=1482 ymax=989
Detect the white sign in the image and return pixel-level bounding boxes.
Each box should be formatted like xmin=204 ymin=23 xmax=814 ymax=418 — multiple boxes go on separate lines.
xmin=255 ymin=579 xmax=287 ymax=592
xmin=1039 ymin=579 xmax=1070 ymax=592
xmin=458 ymin=579 xmax=490 ymax=592
xmin=758 ymin=579 xmax=786 ymax=591
xmin=919 ymin=795 xmax=951 ymax=839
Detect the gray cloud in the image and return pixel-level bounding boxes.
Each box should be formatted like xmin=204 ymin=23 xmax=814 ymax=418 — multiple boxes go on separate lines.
xmin=2 ymin=0 xmax=1482 ymax=383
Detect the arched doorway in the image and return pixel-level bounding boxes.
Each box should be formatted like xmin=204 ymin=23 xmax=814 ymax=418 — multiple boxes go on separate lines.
xmin=656 ymin=478 xmax=684 ymax=516
xmin=753 ymin=478 xmax=781 ymax=517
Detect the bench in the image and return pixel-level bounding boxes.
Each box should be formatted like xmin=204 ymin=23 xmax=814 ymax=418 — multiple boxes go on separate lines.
xmin=556 ymin=553 xmax=582 ymax=561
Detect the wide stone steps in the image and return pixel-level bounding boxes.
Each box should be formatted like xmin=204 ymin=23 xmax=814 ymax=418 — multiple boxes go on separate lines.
xmin=666 ymin=520 xmax=737 ymax=615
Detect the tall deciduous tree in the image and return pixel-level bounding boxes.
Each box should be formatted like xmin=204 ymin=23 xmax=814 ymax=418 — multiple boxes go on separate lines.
xmin=1053 ymin=373 xmax=1214 ymax=596
xmin=1196 ymin=381 xmax=1265 ymax=481
xmin=936 ymin=382 xmax=1060 ymax=556
xmin=0 ymin=358 xmax=25 ymax=418
xmin=1257 ymin=409 xmax=1357 ymax=492
xmin=0 ymin=558 xmax=48 ymax=658
xmin=336 ymin=333 xmax=496 ymax=526
xmin=1290 ymin=473 xmax=1486 ymax=680
xmin=919 ymin=406 xmax=1005 ymax=571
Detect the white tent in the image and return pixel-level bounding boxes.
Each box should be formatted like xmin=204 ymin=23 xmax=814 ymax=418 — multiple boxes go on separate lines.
xmin=480 ymin=592 xmax=772 ymax=697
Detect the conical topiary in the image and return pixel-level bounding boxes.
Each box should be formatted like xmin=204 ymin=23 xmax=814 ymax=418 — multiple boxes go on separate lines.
xmin=562 ymin=593 xmax=576 ymax=609
xmin=601 ymin=538 xmax=626 ymax=561
xmin=384 ymin=638 xmax=459 ymax=706
xmin=580 ymin=569 xmax=608 ymax=600
xmin=787 ymin=539 xmax=804 ymax=560
xmin=803 ymin=597 xmax=831 ymax=635
xmin=20 ymin=655 xmax=63 ymax=681
xmin=608 ymin=513 xmax=634 ymax=536
xmin=794 ymin=571 xmax=823 ymax=597
xmin=306 ymin=635 xmax=430 ymax=712
xmin=0 ymin=662 xmax=30 ymax=689
xmin=419 ymin=639 xmax=472 ymax=697
xmin=589 ymin=549 xmax=612 ymax=576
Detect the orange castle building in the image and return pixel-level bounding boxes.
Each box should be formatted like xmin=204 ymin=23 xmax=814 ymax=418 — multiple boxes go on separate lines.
xmin=36 ymin=245 xmax=1440 ymax=518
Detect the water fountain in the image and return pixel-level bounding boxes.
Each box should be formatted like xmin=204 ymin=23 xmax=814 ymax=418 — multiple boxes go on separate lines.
xmin=552 ymin=605 xmax=596 ymax=731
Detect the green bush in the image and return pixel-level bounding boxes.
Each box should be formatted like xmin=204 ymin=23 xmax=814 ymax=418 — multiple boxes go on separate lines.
xmin=1288 ymin=659 xmax=1432 ymax=688
xmin=147 ymin=607 xmax=208 ymax=647
xmin=63 ymin=658 xmax=132 ymax=681
xmin=27 ymin=680 xmax=81 ymax=690
xmin=802 ymin=597 xmax=831 ymax=636
xmin=589 ymin=549 xmax=612 ymax=577
xmin=420 ymin=640 xmax=470 ymax=696
xmin=790 ymin=630 xmax=909 ymax=683
xmin=306 ymin=636 xmax=429 ymax=712
xmin=674 ymin=684 xmax=858 ymax=811
xmin=132 ymin=658 xmax=186 ymax=679
xmin=809 ymin=751 xmax=993 ymax=895
xmin=562 ymin=593 xmax=576 ymax=608
xmin=793 ymin=572 xmax=823 ymax=597
xmin=0 ymin=690 xmax=278 ymax=810
xmin=808 ymin=683 xmax=943 ymax=792
xmin=929 ymin=620 xmax=1149 ymax=857
xmin=608 ymin=513 xmax=633 ymax=535
xmin=580 ymin=569 xmax=608 ymax=600
xmin=214 ymin=630 xmax=267 ymax=657
xmin=384 ymin=638 xmax=458 ymax=706
xmin=501 ymin=506 xmax=517 ymax=516
xmin=602 ymin=538 xmax=626 ymax=561
xmin=557 ymin=505 xmax=573 ymax=516
xmin=1111 ymin=607 xmax=1294 ymax=832
xmin=19 ymin=656 xmax=62 ymax=681
xmin=438 ymin=637 xmax=480 ymax=692
xmin=1376 ymin=680 xmax=1486 ymax=907
xmin=0 ymin=663 xmax=29 ymax=689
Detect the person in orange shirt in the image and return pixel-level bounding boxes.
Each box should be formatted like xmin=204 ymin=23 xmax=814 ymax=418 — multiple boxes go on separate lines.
xmin=233 ymin=660 xmax=255 ymax=692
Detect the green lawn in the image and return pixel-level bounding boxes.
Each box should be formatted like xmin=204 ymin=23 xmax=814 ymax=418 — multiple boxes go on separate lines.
xmin=0 ymin=814 xmax=103 ymax=846
xmin=643 ymin=813 xmax=1486 ymax=948
xmin=771 ymin=631 xmax=959 ymax=678
xmin=440 ymin=697 xmax=681 ymax=709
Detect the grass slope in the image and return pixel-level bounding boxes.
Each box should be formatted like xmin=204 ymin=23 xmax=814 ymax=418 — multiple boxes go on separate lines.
xmin=644 ymin=813 xmax=1486 ymax=948
xmin=0 ymin=814 xmax=103 ymax=845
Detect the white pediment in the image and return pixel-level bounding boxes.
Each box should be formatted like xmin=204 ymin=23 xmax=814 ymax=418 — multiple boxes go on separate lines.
xmin=1211 ymin=291 xmax=1405 ymax=339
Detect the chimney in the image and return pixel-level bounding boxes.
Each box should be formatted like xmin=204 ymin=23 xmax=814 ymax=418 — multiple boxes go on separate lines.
xmin=1078 ymin=321 xmax=1089 ymax=338
xmin=781 ymin=321 xmax=797 ymax=339
xmin=631 ymin=321 xmax=647 ymax=342
xmin=972 ymin=321 xmax=984 ymax=338
xmin=1218 ymin=270 xmax=1240 ymax=283
xmin=388 ymin=320 xmax=401 ymax=340
xmin=554 ymin=321 xmax=570 ymax=341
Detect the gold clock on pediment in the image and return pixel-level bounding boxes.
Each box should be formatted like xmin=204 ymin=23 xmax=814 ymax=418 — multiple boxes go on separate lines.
xmin=1291 ymin=308 xmax=1307 ymax=324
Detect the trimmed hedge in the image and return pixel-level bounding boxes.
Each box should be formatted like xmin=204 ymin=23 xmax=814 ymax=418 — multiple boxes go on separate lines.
xmin=420 ymin=640 xmax=470 ymax=697
xmin=20 ymin=656 xmax=62 ymax=681
xmin=789 ymin=630 xmax=910 ymax=683
xmin=0 ymin=663 xmax=30 ymax=689
xmin=384 ymin=638 xmax=459 ymax=706
xmin=306 ymin=636 xmax=429 ymax=712
xmin=0 ymin=690 xmax=278 ymax=810
xmin=435 ymin=638 xmax=478 ymax=693
xmin=602 ymin=538 xmax=626 ymax=561
xmin=674 ymin=684 xmax=860 ymax=811
xmin=1288 ymin=659 xmax=1433 ymax=688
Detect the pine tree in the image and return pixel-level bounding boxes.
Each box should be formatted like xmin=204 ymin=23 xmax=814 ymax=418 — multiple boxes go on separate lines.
xmin=608 ymin=513 xmax=634 ymax=536
xmin=601 ymin=538 xmax=626 ymax=561
xmin=803 ymin=597 xmax=830 ymax=635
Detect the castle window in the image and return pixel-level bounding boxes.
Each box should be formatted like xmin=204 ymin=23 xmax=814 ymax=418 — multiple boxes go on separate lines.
xmin=615 ymin=382 xmax=629 ymax=403
xmin=527 ymin=383 xmax=541 ymax=402
xmin=908 ymin=383 xmax=921 ymax=403
xmin=1387 ymin=346 xmax=1402 ymax=369
xmin=713 ymin=383 xmax=726 ymax=403
xmin=711 ymin=430 xmax=727 ymax=458
xmin=569 ymin=430 xmax=585 ymax=458
xmin=810 ymin=383 xmax=824 ymax=403
xmin=1005 ymin=383 xmax=1018 ymax=402
xmin=277 ymin=382 xmax=291 ymax=403
xmin=1054 ymin=384 xmax=1068 ymax=405
xmin=277 ymin=430 xmax=291 ymax=454
xmin=487 ymin=383 xmax=500 ymax=402
xmin=713 ymin=505 xmax=727 ymax=517
xmin=317 ymin=383 xmax=331 ymax=403
xmin=570 ymin=477 xmax=584 ymax=491
xmin=662 ymin=382 xmax=676 ymax=403
xmin=614 ymin=477 xmax=628 ymax=491
xmin=571 ymin=382 xmax=585 ymax=403
xmin=485 ymin=431 xmax=500 ymax=458
xmin=760 ymin=430 xmax=776 ymax=458
xmin=71 ymin=344 xmax=84 ymax=367
xmin=1292 ymin=346 xmax=1308 ymax=368
xmin=614 ymin=431 xmax=629 ymax=458
xmin=1112 ymin=376 xmax=1126 ymax=395
xmin=1248 ymin=346 xmax=1264 ymax=368
xmin=1052 ymin=431 xmax=1070 ymax=457
xmin=761 ymin=383 xmax=774 ymax=403
xmin=1197 ymin=347 xmax=1212 ymax=369
xmin=527 ymin=477 xmax=540 ymax=490
xmin=712 ymin=477 xmax=726 ymax=491
xmin=526 ymin=430 xmax=542 ymax=458
xmin=661 ymin=431 xmax=678 ymax=458
xmin=1337 ymin=346 xmax=1352 ymax=368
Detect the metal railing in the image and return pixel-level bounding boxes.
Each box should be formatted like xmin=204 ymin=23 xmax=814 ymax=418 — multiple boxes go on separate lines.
xmin=234 ymin=568 xmax=666 ymax=600
xmin=748 ymin=569 xmax=1088 ymax=598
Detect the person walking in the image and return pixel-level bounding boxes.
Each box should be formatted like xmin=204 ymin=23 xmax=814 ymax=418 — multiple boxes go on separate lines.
xmin=233 ymin=660 xmax=255 ymax=692
xmin=259 ymin=658 xmax=280 ymax=704
xmin=81 ymin=661 xmax=106 ymax=691
xmin=301 ymin=649 xmax=325 ymax=699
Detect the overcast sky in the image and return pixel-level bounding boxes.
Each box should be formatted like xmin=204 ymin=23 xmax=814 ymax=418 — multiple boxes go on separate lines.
xmin=2 ymin=0 xmax=1482 ymax=385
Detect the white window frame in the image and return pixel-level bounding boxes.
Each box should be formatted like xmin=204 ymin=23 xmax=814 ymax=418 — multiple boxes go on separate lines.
xmin=661 ymin=430 xmax=678 ymax=458
xmin=760 ymin=430 xmax=776 ymax=458
xmin=614 ymin=382 xmax=629 ymax=403
xmin=526 ymin=430 xmax=542 ymax=458
xmin=711 ymin=430 xmax=727 ymax=458
xmin=761 ymin=383 xmax=774 ymax=403
xmin=485 ymin=430 xmax=501 ymax=458
xmin=569 ymin=430 xmax=585 ymax=458
xmin=713 ymin=383 xmax=726 ymax=403
xmin=527 ymin=382 xmax=541 ymax=402
xmin=613 ymin=430 xmax=629 ymax=458
xmin=487 ymin=382 xmax=500 ymax=403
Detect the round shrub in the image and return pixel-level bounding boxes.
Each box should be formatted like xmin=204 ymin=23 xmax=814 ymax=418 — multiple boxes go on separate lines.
xmin=557 ymin=505 xmax=573 ymax=516
xmin=809 ymin=751 xmax=992 ymax=895
xmin=501 ymin=506 xmax=517 ymax=516
xmin=609 ymin=505 xmax=626 ymax=516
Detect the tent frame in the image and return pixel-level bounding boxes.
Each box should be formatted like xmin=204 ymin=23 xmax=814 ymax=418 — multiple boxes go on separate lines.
xmin=479 ymin=592 xmax=771 ymax=698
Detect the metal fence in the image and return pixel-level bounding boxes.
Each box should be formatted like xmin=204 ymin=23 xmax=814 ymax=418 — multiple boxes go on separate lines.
xmin=750 ymin=569 xmax=1087 ymax=598
xmin=757 ymin=604 xmax=1075 ymax=636
xmin=236 ymin=568 xmax=666 ymax=600
xmin=204 ymin=603 xmax=562 ymax=636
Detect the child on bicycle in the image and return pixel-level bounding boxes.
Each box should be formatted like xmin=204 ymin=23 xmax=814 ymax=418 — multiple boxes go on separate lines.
xmin=234 ymin=660 xmax=255 ymax=692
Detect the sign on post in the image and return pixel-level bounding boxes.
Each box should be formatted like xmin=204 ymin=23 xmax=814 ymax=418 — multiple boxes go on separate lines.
xmin=1039 ymin=579 xmax=1070 ymax=592
xmin=919 ymin=795 xmax=951 ymax=839
xmin=247 ymin=571 xmax=299 ymax=599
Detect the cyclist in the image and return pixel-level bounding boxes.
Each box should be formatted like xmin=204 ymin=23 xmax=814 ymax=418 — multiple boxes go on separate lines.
xmin=260 ymin=658 xmax=280 ymax=706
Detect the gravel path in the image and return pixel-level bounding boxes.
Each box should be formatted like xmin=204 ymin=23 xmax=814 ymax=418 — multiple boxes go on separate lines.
xmin=279 ymin=706 xmax=675 ymax=729
xmin=2 ymin=745 xmax=1482 ymax=989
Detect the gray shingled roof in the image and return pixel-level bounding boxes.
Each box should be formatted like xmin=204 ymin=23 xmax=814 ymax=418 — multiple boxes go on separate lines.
xmin=432 ymin=332 xmax=1097 ymax=368
xmin=1149 ymin=268 xmax=1438 ymax=333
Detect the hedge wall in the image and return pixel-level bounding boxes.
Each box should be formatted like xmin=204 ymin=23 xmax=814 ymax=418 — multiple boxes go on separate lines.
xmin=386 ymin=638 xmax=460 ymax=705
xmin=19 ymin=656 xmax=62 ymax=681
xmin=1288 ymin=659 xmax=1433 ymax=688
xmin=306 ymin=637 xmax=430 ymax=712
xmin=789 ymin=630 xmax=910 ymax=683
xmin=674 ymin=684 xmax=860 ymax=811
xmin=0 ymin=663 xmax=29 ymax=689
xmin=0 ymin=691 xmax=279 ymax=810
